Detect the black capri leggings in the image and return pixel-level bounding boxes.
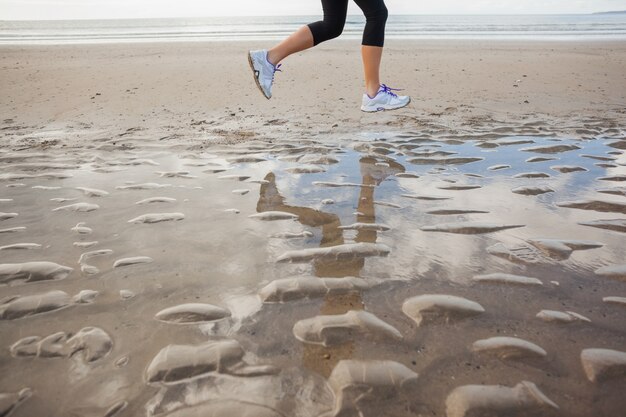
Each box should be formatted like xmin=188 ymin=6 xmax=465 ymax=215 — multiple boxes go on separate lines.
xmin=307 ymin=0 xmax=388 ymax=47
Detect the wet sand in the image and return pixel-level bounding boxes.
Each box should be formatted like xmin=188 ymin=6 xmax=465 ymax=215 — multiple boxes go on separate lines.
xmin=1 ymin=40 xmax=626 ymax=417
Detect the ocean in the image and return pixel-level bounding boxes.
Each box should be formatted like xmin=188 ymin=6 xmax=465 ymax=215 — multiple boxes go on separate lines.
xmin=1 ymin=14 xmax=626 ymax=44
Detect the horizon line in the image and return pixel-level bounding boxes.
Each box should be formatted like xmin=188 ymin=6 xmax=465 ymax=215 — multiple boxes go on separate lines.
xmin=1 ymin=11 xmax=622 ymax=22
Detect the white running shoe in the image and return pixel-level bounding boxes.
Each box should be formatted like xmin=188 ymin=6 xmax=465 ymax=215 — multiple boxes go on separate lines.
xmin=361 ymin=84 xmax=411 ymax=112
xmin=248 ymin=49 xmax=281 ymax=99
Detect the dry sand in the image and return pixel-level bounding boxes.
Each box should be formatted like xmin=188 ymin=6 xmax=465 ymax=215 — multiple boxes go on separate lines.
xmin=0 ymin=40 xmax=625 ymax=417
xmin=1 ymin=40 xmax=625 ymax=148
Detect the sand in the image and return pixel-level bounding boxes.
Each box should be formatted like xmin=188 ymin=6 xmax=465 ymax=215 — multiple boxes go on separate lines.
xmin=1 ymin=40 xmax=625 ymax=148
xmin=0 ymin=40 xmax=625 ymax=417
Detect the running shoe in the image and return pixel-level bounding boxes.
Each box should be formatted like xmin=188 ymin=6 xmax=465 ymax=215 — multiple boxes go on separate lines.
xmin=248 ymin=49 xmax=281 ymax=99
xmin=361 ymin=84 xmax=410 ymax=112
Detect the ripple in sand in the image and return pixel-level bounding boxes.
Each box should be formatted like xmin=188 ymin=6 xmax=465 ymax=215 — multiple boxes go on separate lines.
xmin=145 ymin=340 xmax=278 ymax=384
xmin=0 ymin=227 xmax=25 ymax=234
xmin=218 ymin=174 xmax=250 ymax=181
xmin=492 ymin=243 xmax=547 ymax=264
xmin=0 ymin=243 xmax=41 ymax=251
xmin=52 ymin=202 xmax=99 ymax=212
xmin=0 ymin=388 xmax=31 ymax=417
xmin=313 ymin=181 xmax=374 ymax=188
xmin=293 ymin=310 xmax=402 ymax=347
xmin=488 ymin=164 xmax=511 ymax=171
xmin=113 ymin=256 xmax=153 ymax=268
xmin=285 ymin=165 xmax=326 ymax=174
xmin=32 ymin=185 xmax=61 ymax=190
xmin=0 ymin=290 xmax=72 ymax=319
xmin=71 ymin=222 xmax=92 ymax=234
xmin=550 ymin=165 xmax=588 ymax=173
xmin=557 ymin=199 xmax=626 ymax=214
xmin=521 ymin=143 xmax=581 ymax=154
xmin=473 ymin=273 xmax=543 ymax=286
xmin=426 ymin=209 xmax=488 ymax=215
xmin=11 ymin=327 xmax=112 ymax=363
xmin=156 ymin=171 xmax=196 ymax=178
xmin=598 ymin=175 xmax=626 ymax=182
xmin=159 ymin=401 xmax=285 ymax=417
xmin=128 ymin=213 xmax=184 ymax=224
xmin=581 ymin=154 xmax=616 ymax=162
xmin=0 ymin=173 xmax=72 ymax=181
xmin=50 ymin=197 xmax=77 ymax=203
xmin=326 ymin=360 xmax=418 ymax=417
xmin=73 ymin=289 xmax=99 ymax=304
xmin=527 ymin=239 xmax=603 ymax=260
xmin=259 ymin=276 xmax=374 ymax=303
xmin=135 ymin=197 xmax=177 ymax=205
xmin=407 ymin=156 xmax=484 ymax=165
xmin=526 ymin=156 xmax=557 ymax=163
xmin=437 ymin=184 xmax=482 ymax=191
xmin=276 ymin=242 xmax=390 ymax=263
xmin=603 ymin=296 xmax=626 ymax=307
xmin=78 ymin=249 xmax=113 ymax=264
xmin=511 ymin=186 xmax=554 ymax=195
xmin=445 ymin=381 xmax=558 ymax=417
xmin=120 ymin=290 xmax=135 ymax=300
xmin=395 ymin=172 xmax=420 ymax=178
xmin=421 ymin=222 xmax=524 ymax=234
xmin=116 ymin=183 xmax=171 ymax=190
xmin=249 ymin=211 xmax=298 ymax=221
xmin=155 ymin=303 xmax=231 ymax=324
xmin=338 ymin=222 xmax=391 ymax=231
xmin=595 ymin=264 xmax=626 ymax=281
xmin=74 ymin=241 xmax=98 ymax=248
xmin=581 ymin=348 xmax=626 ymax=382
xmin=606 ymin=139 xmax=626 ymax=149
xmin=0 ymin=212 xmax=18 ymax=221
xmin=597 ymin=187 xmax=626 ymax=197
xmin=402 ymin=294 xmax=484 ymax=327
xmin=232 ymin=189 xmax=250 ymax=195
xmin=224 ymin=209 xmax=240 ymax=214
xmin=536 ymin=310 xmax=591 ymax=323
xmin=374 ymin=200 xmax=402 ymax=208
xmin=298 ymin=155 xmax=339 ymax=165
xmin=75 ymin=187 xmax=109 ymax=197
xmin=513 ymin=172 xmax=551 ymax=179
xmin=227 ymin=156 xmax=267 ymax=164
xmin=401 ymin=194 xmax=451 ymax=201
xmin=579 ymin=219 xmax=626 ymax=233
xmin=596 ymin=162 xmax=618 ymax=168
xmin=204 ymin=168 xmax=230 ymax=174
xmin=270 ymin=231 xmax=313 ymax=239
xmin=472 ymin=336 xmax=547 ymax=359
xmin=0 ymin=262 xmax=73 ymax=285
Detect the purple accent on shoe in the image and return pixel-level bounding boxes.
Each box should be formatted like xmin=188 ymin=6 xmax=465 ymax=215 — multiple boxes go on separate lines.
xmin=265 ymin=53 xmax=282 ymax=72
xmin=379 ymin=84 xmax=403 ymax=98
xmin=366 ymin=92 xmax=378 ymax=100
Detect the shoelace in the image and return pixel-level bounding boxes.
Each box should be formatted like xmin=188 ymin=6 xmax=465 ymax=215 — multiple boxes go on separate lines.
xmin=271 ymin=63 xmax=282 ymax=82
xmin=379 ymin=84 xmax=402 ymax=98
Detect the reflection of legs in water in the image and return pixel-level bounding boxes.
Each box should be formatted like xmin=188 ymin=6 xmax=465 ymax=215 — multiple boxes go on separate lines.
xmin=255 ymin=158 xmax=405 ymax=377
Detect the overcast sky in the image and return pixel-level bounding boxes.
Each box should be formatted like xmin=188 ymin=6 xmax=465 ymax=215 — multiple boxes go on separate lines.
xmin=1 ymin=0 xmax=626 ymax=20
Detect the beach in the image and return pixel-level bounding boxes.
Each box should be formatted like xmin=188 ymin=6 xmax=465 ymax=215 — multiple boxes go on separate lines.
xmin=1 ymin=39 xmax=625 ymax=417
xmin=1 ymin=40 xmax=626 ymax=146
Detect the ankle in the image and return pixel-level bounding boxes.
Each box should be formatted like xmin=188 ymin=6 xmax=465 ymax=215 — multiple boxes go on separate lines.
xmin=365 ymin=84 xmax=380 ymax=98
xmin=266 ymin=50 xmax=279 ymax=67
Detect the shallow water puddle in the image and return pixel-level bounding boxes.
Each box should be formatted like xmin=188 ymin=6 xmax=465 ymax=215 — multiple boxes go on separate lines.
xmin=0 ymin=133 xmax=625 ymax=416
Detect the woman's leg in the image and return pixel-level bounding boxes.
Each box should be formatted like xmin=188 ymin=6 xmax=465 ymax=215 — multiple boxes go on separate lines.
xmin=353 ymin=0 xmax=388 ymax=97
xmin=267 ymin=26 xmax=314 ymax=66
xmin=267 ymin=0 xmax=349 ymax=66
xmin=361 ymin=46 xmax=383 ymax=98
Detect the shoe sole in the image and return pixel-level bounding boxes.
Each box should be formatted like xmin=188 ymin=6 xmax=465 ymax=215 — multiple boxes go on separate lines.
xmin=248 ymin=52 xmax=271 ymax=100
xmin=361 ymin=96 xmax=411 ymax=113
